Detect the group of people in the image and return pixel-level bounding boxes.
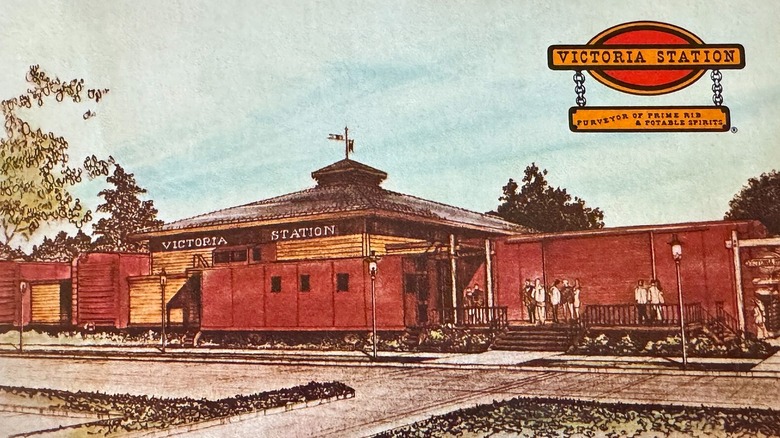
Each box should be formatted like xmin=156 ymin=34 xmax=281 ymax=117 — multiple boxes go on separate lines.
xmin=463 ymin=284 xmax=486 ymax=307
xmin=634 ymin=279 xmax=665 ymax=324
xmin=522 ymin=278 xmax=582 ymax=325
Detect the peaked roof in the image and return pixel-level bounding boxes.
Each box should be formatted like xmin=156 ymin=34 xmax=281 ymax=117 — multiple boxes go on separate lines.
xmin=138 ymin=159 xmax=527 ymax=237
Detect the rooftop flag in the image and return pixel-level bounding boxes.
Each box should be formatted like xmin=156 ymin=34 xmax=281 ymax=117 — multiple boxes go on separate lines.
xmin=328 ymin=126 xmax=354 ymax=159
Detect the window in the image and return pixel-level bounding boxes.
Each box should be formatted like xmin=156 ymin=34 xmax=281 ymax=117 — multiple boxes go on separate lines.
xmin=213 ymin=248 xmax=248 ymax=264
xmin=231 ymin=249 xmax=247 ymax=262
xmin=213 ymin=250 xmax=231 ymax=264
xmin=271 ymin=276 xmax=282 ymax=293
xmin=299 ymin=274 xmax=310 ymax=292
xmin=336 ymin=273 xmax=349 ymax=292
xmin=251 ymin=247 xmax=262 ymax=262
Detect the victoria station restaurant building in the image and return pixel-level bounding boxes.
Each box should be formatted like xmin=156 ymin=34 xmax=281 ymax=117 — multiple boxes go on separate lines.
xmin=0 ymin=157 xmax=772 ymax=341
xmin=131 ymin=158 xmax=524 ymax=332
xmin=126 ymin=157 xmax=768 ymax=338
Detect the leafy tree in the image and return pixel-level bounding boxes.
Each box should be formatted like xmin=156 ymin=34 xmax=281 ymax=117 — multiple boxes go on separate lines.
xmin=0 ymin=65 xmax=110 ymax=247
xmin=493 ymin=163 xmax=605 ymax=232
xmin=30 ymin=230 xmax=93 ymax=262
xmin=92 ymin=161 xmax=163 ymax=252
xmin=725 ymin=170 xmax=780 ymax=235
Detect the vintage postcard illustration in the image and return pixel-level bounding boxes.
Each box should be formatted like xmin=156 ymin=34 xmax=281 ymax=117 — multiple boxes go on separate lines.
xmin=1 ymin=1 xmax=779 ymax=437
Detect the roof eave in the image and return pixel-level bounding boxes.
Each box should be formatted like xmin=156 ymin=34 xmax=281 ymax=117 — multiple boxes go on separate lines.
xmin=131 ymin=208 xmax=523 ymax=241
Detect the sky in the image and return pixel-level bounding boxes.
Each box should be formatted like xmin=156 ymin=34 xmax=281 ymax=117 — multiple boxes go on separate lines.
xmin=1 ymin=0 xmax=778 ymax=245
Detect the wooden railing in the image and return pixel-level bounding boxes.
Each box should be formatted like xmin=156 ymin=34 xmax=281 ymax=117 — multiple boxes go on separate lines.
xmin=713 ymin=301 xmax=740 ymax=335
xmin=583 ymin=302 xmax=704 ymax=327
xmin=429 ymin=306 xmax=509 ymax=330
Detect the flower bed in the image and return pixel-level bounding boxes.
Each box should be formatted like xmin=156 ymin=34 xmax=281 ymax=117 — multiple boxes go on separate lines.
xmin=0 ymin=327 xmax=498 ymax=354
xmin=571 ymin=332 xmax=776 ymax=359
xmin=416 ymin=325 xmax=496 ymax=353
xmin=374 ymin=396 xmax=780 ymax=437
xmin=0 ymin=381 xmax=354 ymax=436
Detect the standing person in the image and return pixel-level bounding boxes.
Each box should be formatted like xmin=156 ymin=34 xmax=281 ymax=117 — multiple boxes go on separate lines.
xmin=550 ymin=279 xmax=562 ymax=324
xmin=472 ymin=284 xmax=484 ymax=307
xmin=562 ymin=279 xmax=574 ymax=322
xmin=573 ymin=278 xmax=582 ymax=322
xmin=464 ymin=286 xmax=473 ymax=306
xmin=534 ymin=278 xmax=546 ymax=325
xmin=523 ymin=279 xmax=535 ymax=324
xmin=463 ymin=286 xmax=473 ymax=324
xmin=648 ymin=279 xmax=664 ymax=323
xmin=634 ymin=279 xmax=649 ymax=324
xmin=754 ymin=298 xmax=768 ymax=340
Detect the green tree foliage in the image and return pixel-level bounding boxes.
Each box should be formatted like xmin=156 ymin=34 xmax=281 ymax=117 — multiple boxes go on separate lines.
xmin=0 ymin=65 xmax=110 ymax=247
xmin=92 ymin=161 xmax=163 ymax=252
xmin=725 ymin=170 xmax=780 ymax=235
xmin=29 ymin=230 xmax=93 ymax=262
xmin=493 ymin=163 xmax=605 ymax=232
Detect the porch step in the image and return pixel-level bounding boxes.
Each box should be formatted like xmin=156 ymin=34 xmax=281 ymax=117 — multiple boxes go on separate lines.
xmin=491 ymin=324 xmax=579 ymax=352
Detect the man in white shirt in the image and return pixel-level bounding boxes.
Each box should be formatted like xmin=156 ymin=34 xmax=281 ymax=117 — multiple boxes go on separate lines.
xmin=550 ymin=279 xmax=562 ymax=324
xmin=635 ymin=279 xmax=649 ymax=324
xmin=534 ymin=278 xmax=546 ymax=325
xmin=648 ymin=279 xmax=664 ymax=323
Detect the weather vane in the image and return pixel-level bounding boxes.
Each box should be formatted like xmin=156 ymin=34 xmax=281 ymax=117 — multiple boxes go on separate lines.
xmin=328 ymin=126 xmax=355 ymax=160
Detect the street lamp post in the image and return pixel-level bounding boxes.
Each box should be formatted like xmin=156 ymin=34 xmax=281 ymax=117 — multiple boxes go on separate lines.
xmin=19 ymin=280 xmax=28 ymax=352
xmin=365 ymin=251 xmax=380 ymax=360
xmin=160 ymin=268 xmax=167 ymax=353
xmin=670 ymin=234 xmax=687 ymax=369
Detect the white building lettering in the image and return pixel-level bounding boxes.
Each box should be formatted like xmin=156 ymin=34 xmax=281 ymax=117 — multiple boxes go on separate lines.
xmin=271 ymin=225 xmax=336 ymax=241
xmin=161 ymin=236 xmax=228 ymax=250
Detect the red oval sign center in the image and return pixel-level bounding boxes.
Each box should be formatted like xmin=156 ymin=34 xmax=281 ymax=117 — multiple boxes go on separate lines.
xmin=587 ymin=22 xmax=706 ymax=95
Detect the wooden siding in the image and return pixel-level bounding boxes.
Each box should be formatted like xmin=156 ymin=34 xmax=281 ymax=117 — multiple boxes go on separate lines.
xmin=76 ymin=262 xmax=117 ymax=325
xmin=276 ymin=234 xmax=363 ymax=261
xmin=128 ymin=276 xmax=186 ymax=325
xmin=369 ymin=234 xmax=428 ymax=255
xmin=31 ymin=283 xmax=61 ymax=323
xmin=152 ymin=248 xmax=211 ymax=274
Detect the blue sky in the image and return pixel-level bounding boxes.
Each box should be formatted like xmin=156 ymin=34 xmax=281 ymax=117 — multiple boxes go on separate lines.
xmin=1 ymin=0 xmax=778 ymax=244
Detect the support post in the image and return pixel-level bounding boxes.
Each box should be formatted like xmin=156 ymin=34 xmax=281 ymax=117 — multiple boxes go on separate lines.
xmin=485 ymin=239 xmax=494 ymax=307
xmin=731 ymin=230 xmax=746 ymax=333
xmin=649 ymin=231 xmax=657 ymax=280
xmin=675 ymin=259 xmax=687 ymax=369
xmin=449 ymin=234 xmax=458 ymax=324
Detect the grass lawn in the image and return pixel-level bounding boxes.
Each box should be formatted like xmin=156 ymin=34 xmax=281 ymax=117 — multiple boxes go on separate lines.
xmin=375 ymin=396 xmax=780 ymax=438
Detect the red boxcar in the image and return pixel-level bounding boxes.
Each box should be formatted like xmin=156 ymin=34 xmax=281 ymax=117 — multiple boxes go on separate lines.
xmin=0 ymin=261 xmax=70 ymax=326
xmin=199 ymin=255 xmax=405 ymax=331
xmin=72 ymin=253 xmax=150 ymax=328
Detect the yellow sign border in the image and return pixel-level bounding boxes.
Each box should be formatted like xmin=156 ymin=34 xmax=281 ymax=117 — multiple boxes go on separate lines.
xmin=568 ymin=106 xmax=731 ymax=133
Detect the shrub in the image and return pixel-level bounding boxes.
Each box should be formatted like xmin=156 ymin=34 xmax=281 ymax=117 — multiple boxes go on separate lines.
xmin=418 ymin=325 xmax=495 ymax=353
xmin=572 ymin=331 xmax=776 ymax=359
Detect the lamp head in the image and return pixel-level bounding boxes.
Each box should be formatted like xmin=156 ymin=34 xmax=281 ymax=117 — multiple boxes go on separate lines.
xmin=160 ymin=268 xmax=167 ymax=286
xmin=669 ymin=234 xmax=683 ymax=261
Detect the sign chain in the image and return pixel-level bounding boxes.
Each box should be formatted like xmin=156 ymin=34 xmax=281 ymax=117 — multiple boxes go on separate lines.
xmin=711 ymin=70 xmax=724 ymax=106
xmin=573 ymin=71 xmax=587 ymax=107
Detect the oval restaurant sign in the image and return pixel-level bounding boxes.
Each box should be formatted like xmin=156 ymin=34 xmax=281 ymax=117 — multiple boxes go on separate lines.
xmin=548 ymin=21 xmax=745 ymax=132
